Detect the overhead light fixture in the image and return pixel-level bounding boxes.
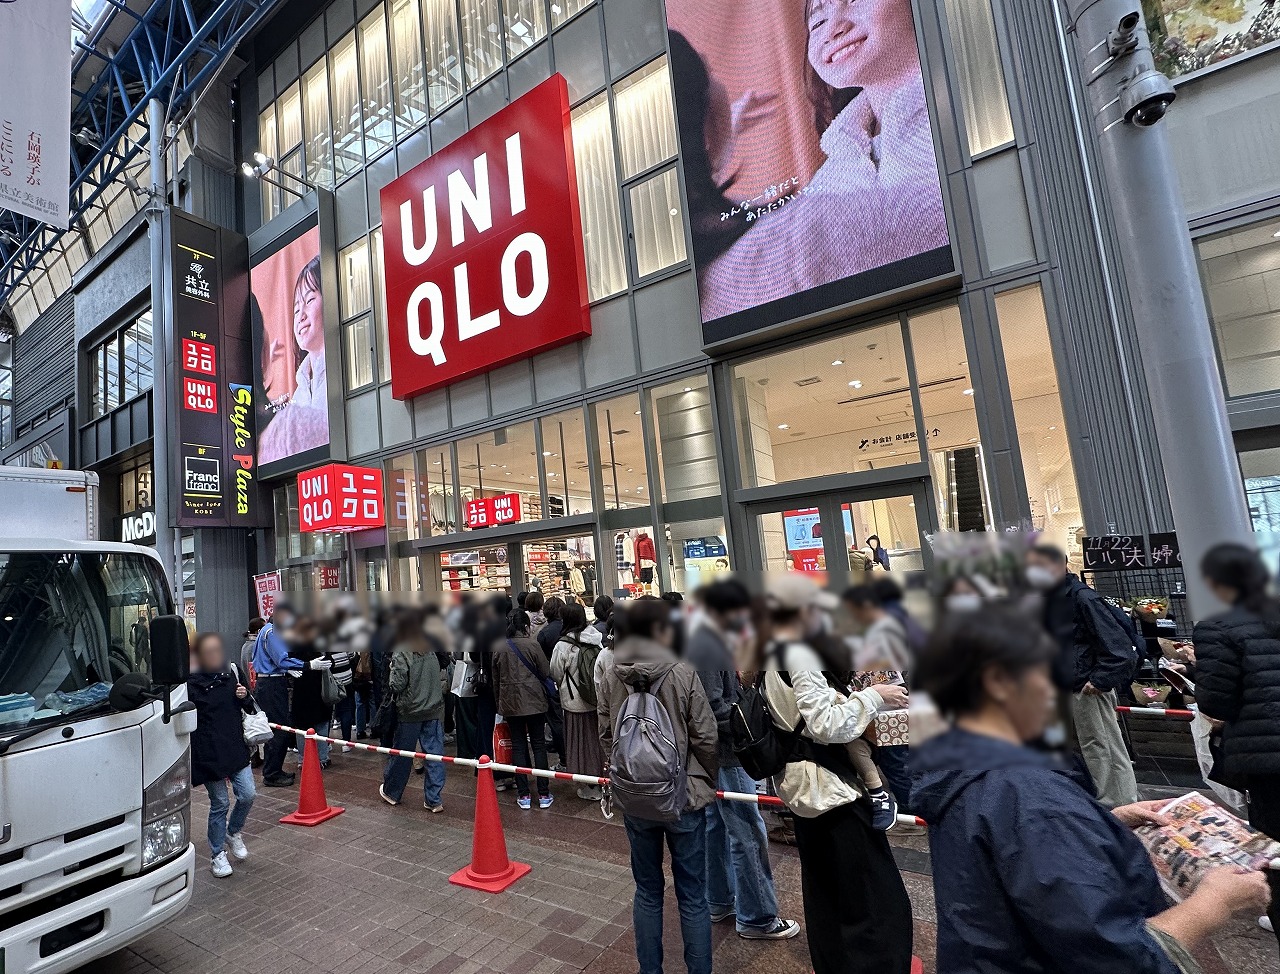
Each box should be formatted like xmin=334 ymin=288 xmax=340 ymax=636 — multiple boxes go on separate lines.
xmin=240 ymin=152 xmax=315 ymax=200
xmin=683 ymin=387 xmax=692 ymax=393
xmin=963 ymin=388 xmax=975 ymax=396
xmin=831 ymin=359 xmax=844 ymax=366
xmin=541 ymin=451 xmax=552 ymax=456
xmin=848 ymin=380 xmax=863 ymax=389
xmin=778 ymin=424 xmax=789 ymax=430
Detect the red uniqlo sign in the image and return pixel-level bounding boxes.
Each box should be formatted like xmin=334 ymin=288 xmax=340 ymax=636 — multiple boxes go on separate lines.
xmin=465 ymin=492 xmax=523 ymax=530
xmin=298 ymin=463 xmax=385 ymax=532
xmin=183 ymin=377 xmax=217 ymax=413
xmin=181 ymin=339 xmax=217 ymax=376
xmin=379 ymin=74 xmax=590 ymax=400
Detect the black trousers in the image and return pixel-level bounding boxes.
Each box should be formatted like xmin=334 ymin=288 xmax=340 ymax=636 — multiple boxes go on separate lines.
xmin=256 ymin=675 xmax=292 ymax=780
xmin=507 ymin=713 xmax=550 ymax=799
xmin=1248 ymin=776 xmax=1280 ymax=960
xmin=791 ymin=801 xmax=914 ymax=974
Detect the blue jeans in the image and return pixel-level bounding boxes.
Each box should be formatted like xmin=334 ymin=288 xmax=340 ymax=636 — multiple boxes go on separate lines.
xmin=353 ymin=683 xmax=375 ymax=735
xmin=333 ymin=693 xmax=355 ymax=741
xmin=383 ymin=719 xmax=446 ymax=806
xmin=296 ymin=720 xmax=331 ymax=763
xmin=625 ymin=811 xmax=712 ymax=974
xmin=205 ymin=765 xmax=256 ymax=857
xmin=705 ymin=766 xmax=780 ymax=931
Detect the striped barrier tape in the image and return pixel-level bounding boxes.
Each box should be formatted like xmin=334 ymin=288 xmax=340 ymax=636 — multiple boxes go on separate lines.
xmin=1115 ymin=706 xmax=1195 ymax=720
xmin=268 ymin=723 xmax=925 ymax=827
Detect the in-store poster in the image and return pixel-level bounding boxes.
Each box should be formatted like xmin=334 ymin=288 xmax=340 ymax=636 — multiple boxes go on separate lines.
xmin=1145 ymin=0 xmax=1280 ymax=77
xmin=666 ymin=0 xmax=953 ymax=344
xmin=250 ymin=224 xmax=330 ymax=474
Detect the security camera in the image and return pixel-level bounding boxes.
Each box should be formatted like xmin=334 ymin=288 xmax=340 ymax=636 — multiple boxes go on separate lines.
xmin=1108 ymin=10 xmax=1143 ymax=56
xmin=1121 ymin=67 xmax=1176 ymax=126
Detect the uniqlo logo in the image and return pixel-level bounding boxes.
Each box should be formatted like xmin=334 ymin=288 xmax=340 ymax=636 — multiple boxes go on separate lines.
xmin=182 ymin=339 xmax=217 ymax=376
xmin=379 ymin=74 xmax=590 ymax=400
xmin=184 ymin=377 xmax=217 ymax=413
xmin=339 ymin=469 xmax=383 ymax=521
xmin=298 ymin=463 xmax=385 ymax=532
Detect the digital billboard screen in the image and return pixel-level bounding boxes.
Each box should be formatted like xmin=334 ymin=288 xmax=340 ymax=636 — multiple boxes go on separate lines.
xmin=667 ymin=0 xmax=954 ymax=345
xmin=250 ymin=222 xmax=331 ymax=476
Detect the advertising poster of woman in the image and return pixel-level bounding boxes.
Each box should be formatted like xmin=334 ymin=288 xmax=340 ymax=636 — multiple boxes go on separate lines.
xmin=667 ymin=0 xmax=953 ymax=342
xmin=249 ymin=224 xmax=330 ymax=471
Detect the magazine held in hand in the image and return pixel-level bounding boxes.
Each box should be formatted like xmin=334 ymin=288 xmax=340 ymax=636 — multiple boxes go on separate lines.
xmin=1136 ymin=792 xmax=1280 ymax=901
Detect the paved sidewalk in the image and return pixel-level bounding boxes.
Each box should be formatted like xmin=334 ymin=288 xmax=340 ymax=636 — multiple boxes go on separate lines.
xmin=88 ymin=746 xmax=1277 ymax=974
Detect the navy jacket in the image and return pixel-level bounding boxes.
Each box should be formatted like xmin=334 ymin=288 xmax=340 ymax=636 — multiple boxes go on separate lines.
xmin=910 ymin=729 xmax=1178 ymax=974
xmin=1041 ymin=574 xmax=1136 ymax=693
xmin=1194 ymin=606 xmax=1280 ymax=777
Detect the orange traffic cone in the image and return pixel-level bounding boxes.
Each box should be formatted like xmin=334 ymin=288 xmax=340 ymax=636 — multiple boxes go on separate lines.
xmin=280 ymin=728 xmax=345 ymax=827
xmin=911 ymin=957 xmax=924 ymax=974
xmin=449 ymin=755 xmax=531 ymax=893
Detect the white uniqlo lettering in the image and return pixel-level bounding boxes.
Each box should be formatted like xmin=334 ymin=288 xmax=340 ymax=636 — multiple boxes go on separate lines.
xmin=400 ymin=186 xmax=438 ymax=266
xmin=448 ymin=154 xmax=492 ymax=246
xmin=408 ymin=281 xmax=446 ymax=365
xmin=455 ymin=262 xmax=501 ymax=340
xmin=501 ymin=232 xmax=549 ymax=317
xmin=505 ymin=134 xmax=526 ymax=215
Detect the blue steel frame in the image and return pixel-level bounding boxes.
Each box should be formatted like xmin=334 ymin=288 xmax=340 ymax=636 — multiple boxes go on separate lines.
xmin=0 ymin=0 xmax=284 ymax=308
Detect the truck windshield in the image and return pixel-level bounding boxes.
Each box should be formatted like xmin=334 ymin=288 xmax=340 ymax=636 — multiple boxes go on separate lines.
xmin=0 ymin=551 xmax=171 ymax=733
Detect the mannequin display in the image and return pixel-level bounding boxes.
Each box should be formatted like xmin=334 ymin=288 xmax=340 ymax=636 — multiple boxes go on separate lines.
xmin=582 ymin=564 xmax=596 ymax=601
xmin=616 ymin=531 xmax=635 ymax=585
xmin=568 ymin=561 xmax=586 ymax=597
xmin=635 ymin=531 xmax=658 ymax=588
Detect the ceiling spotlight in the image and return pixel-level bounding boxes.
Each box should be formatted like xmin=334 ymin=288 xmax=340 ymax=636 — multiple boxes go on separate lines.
xmin=831 ymin=359 xmax=844 ymax=366
xmin=848 ymin=380 xmax=863 ymax=389
xmin=683 ymin=387 xmax=692 ymax=393
xmin=778 ymin=424 xmax=789 ymax=430
xmin=963 ymin=388 xmax=975 ymax=396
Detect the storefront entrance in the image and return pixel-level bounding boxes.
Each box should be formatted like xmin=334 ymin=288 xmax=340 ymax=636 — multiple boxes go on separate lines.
xmin=430 ymin=529 xmax=603 ymax=602
xmin=743 ymin=480 xmax=935 ymax=588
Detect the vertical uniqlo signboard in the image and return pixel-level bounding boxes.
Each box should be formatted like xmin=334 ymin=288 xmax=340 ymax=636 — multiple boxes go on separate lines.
xmin=464 ymin=492 xmax=523 ymax=530
xmin=379 ymin=74 xmax=590 ymax=400
xmin=168 ymin=210 xmax=264 ymax=528
xmin=298 ymin=463 xmax=386 ymax=532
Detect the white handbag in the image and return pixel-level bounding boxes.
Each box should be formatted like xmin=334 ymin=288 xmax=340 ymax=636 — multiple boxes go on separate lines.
xmin=230 ymin=664 xmax=275 ymax=746
xmin=451 ymin=658 xmax=478 ymax=699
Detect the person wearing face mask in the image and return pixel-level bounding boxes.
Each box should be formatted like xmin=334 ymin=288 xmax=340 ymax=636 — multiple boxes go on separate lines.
xmin=687 ymin=580 xmax=801 ymax=942
xmin=911 ymin=607 xmax=1270 ymax=974
xmin=941 ymin=576 xmax=985 ymax=615
xmin=1025 ymin=544 xmax=1139 ymax=808
xmin=759 ymin=574 xmax=913 ymax=974
xmin=251 ymin=604 xmax=332 ymax=788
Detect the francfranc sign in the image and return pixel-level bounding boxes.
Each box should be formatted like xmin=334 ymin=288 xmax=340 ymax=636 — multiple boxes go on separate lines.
xmin=380 ymin=74 xmax=591 ymax=400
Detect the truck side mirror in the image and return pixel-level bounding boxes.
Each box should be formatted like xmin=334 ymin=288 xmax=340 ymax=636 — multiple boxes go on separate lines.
xmin=149 ymin=615 xmax=190 ymax=686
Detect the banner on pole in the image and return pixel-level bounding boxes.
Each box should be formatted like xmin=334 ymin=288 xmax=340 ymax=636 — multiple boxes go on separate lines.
xmin=0 ymin=0 xmax=72 ymax=227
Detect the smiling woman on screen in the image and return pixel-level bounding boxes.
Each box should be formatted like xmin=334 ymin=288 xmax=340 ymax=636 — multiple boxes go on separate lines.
xmin=701 ymin=0 xmax=948 ymax=319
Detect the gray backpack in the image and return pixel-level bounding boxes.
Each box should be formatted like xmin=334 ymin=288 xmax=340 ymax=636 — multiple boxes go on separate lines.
xmin=610 ymin=670 xmax=686 ymax=821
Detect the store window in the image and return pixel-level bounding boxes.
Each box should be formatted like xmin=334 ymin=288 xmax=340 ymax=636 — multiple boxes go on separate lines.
xmin=89 ymin=310 xmax=153 ymax=419
xmin=614 ymin=58 xmax=679 ymax=180
xmin=505 ymin=0 xmax=547 ymax=58
xmin=551 ymin=0 xmax=593 ymax=29
xmin=302 ymin=59 xmax=334 ymax=189
xmin=273 ymin=482 xmax=345 ymax=563
xmin=907 ymin=303 xmax=990 ymax=531
xmin=666 ymin=518 xmax=731 ymax=593
xmin=359 ymin=9 xmax=395 ymax=160
xmin=417 ymin=442 xmax=457 ymax=536
xmin=1241 ymin=447 xmax=1280 ymax=534
xmin=652 ymin=374 xmax=720 ymax=503
xmin=423 ymin=0 xmax=463 ymax=111
xmin=460 ymin=0 xmax=503 ymax=89
xmin=941 ymin=0 xmax=1015 ymax=156
xmin=1197 ymin=217 xmax=1280 ymax=399
xmin=330 ymin=31 xmax=363 ymax=180
xmin=276 ymin=83 xmax=306 ymax=200
xmin=258 ymin=103 xmax=278 ymax=223
xmin=540 ymin=407 xmax=593 ymax=517
xmin=372 ymin=228 xmax=391 ymax=382
xmin=456 ymin=421 xmax=542 ymax=526
xmin=386 ymin=452 xmax=421 ymax=590
xmin=120 ymin=458 xmax=154 ymax=514
xmin=0 ymin=343 xmax=11 ymax=450
xmin=629 ymin=168 xmax=687 ymax=279
xmin=340 ymin=238 xmax=376 ymax=392
xmin=390 ymin=0 xmax=429 ymax=132
xmin=594 ymin=392 xmax=649 ymax=510
xmin=571 ymin=93 xmax=627 ymax=301
xmin=995 ymin=284 xmax=1083 ymax=558
xmin=524 ymin=535 xmax=598 ymax=599
xmin=732 ymin=321 xmax=919 ymax=488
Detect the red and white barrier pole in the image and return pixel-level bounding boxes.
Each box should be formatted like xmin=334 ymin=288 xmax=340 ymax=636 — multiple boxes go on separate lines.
xmin=1115 ymin=706 xmax=1195 ymax=720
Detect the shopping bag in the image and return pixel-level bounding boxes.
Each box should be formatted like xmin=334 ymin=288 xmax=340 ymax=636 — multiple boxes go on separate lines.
xmin=493 ymin=717 xmax=513 ymax=765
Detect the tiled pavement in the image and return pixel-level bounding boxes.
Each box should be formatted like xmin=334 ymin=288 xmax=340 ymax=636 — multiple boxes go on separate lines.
xmin=89 ymin=745 xmax=1278 ymax=974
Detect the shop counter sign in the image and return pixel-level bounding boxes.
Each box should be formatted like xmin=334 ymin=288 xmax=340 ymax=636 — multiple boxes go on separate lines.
xmin=1082 ymin=535 xmax=1149 ymax=572
xmin=168 ymin=210 xmax=262 ymax=529
xmin=1148 ymin=532 xmax=1181 ymax=569
xmin=464 ymin=492 xmax=523 ymax=530
xmin=316 ymin=563 xmax=342 ymax=590
xmin=254 ymin=571 xmax=283 ymax=620
xmin=380 ymin=74 xmax=591 ymax=400
xmin=298 ymin=463 xmax=385 ymax=532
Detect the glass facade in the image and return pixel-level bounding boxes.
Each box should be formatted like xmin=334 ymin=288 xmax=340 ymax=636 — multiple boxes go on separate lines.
xmin=88 ymin=310 xmax=153 ymax=420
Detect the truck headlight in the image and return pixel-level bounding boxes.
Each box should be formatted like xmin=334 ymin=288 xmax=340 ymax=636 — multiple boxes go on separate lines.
xmin=142 ymin=750 xmax=190 ymax=870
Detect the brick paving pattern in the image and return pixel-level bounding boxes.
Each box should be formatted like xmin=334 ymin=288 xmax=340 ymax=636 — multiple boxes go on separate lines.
xmin=88 ymin=746 xmax=1278 ymax=974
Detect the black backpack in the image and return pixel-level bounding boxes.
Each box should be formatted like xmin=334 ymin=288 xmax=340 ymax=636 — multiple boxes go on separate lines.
xmin=729 ymin=675 xmax=805 ymax=780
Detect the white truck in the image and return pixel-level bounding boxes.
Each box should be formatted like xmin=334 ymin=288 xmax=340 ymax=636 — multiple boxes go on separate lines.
xmin=0 ymin=467 xmax=196 ymax=973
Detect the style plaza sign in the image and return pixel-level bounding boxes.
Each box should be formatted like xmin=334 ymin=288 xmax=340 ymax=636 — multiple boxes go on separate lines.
xmin=379 ymin=74 xmax=590 ymax=400
xmin=298 ymin=463 xmax=385 ymax=533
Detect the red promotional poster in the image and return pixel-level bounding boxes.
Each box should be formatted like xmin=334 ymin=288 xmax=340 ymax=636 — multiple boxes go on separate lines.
xmin=298 ymin=463 xmax=385 ymax=532
xmin=464 ymin=492 xmax=523 ymax=530
xmin=379 ymin=74 xmax=590 ymax=399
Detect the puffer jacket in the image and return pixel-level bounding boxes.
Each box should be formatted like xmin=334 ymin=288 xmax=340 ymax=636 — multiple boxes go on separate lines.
xmin=389 ymin=646 xmax=444 ymax=723
xmin=762 ymin=640 xmax=883 ymax=818
xmin=1194 ymin=606 xmax=1280 ymax=776
xmin=550 ymin=626 xmax=605 ymax=713
xmin=597 ymin=636 xmax=719 ymax=813
xmin=493 ymin=635 xmax=551 ymax=718
xmin=911 ymin=729 xmax=1178 ymax=974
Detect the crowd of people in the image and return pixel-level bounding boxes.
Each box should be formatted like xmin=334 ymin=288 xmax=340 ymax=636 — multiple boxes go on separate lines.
xmin=178 ymin=540 xmax=1280 ymax=974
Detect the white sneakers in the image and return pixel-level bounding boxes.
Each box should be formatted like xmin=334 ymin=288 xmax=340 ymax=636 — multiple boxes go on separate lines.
xmin=226 ymin=833 xmax=248 ymax=861
xmin=210 ymin=852 xmax=233 ymax=878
